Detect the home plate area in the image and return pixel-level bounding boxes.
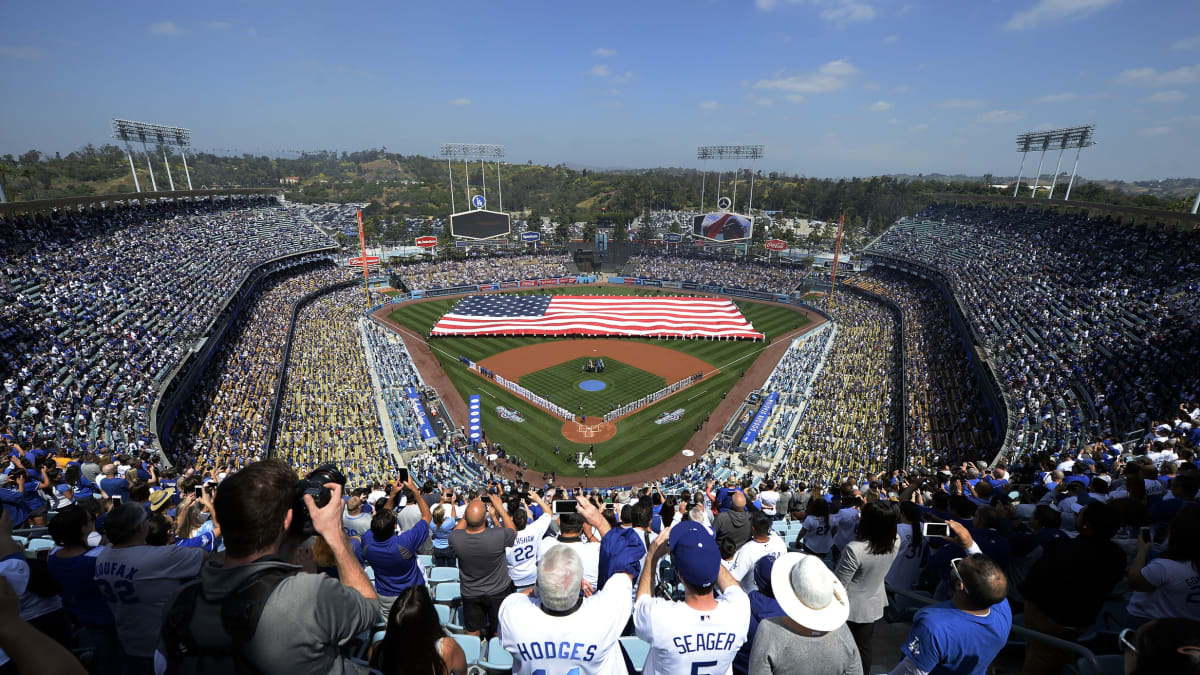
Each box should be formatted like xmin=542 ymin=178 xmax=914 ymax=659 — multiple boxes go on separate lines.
xmin=561 ymin=419 xmax=616 ymax=443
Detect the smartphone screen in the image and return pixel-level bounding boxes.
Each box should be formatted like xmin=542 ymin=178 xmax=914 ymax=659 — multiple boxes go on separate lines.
xmin=553 ymin=500 xmax=578 ymax=515
xmin=194 ymin=486 xmax=204 ymax=497
xmin=1140 ymin=527 xmax=1152 ymax=543
xmin=922 ymin=522 xmax=950 ymax=538
xmin=397 ymin=468 xmax=409 ymax=483
xmin=112 ymin=496 xmax=122 ymax=506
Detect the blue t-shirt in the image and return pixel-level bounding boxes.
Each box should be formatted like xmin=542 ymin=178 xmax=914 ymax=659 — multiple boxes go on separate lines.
xmin=20 ymin=481 xmax=47 ymax=512
xmin=46 ymin=548 xmax=115 ymax=626
xmin=98 ymin=477 xmax=130 ymax=501
xmin=734 ymin=591 xmax=786 ymax=674
xmin=431 ymin=518 xmax=455 ymax=550
xmin=364 ymin=520 xmax=431 ymax=597
xmin=902 ymin=599 xmax=1012 ymax=675
xmin=177 ymin=531 xmax=219 ymax=552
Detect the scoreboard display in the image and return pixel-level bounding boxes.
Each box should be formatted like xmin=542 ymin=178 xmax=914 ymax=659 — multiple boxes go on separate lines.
xmin=450 ymin=210 xmax=511 ymax=240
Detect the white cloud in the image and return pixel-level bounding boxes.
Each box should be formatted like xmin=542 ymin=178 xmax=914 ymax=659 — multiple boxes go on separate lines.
xmin=1033 ymin=91 xmax=1077 ymax=103
xmin=866 ymin=100 xmax=894 ymax=111
xmin=1136 ymin=126 xmax=1171 ymax=137
xmin=755 ymin=0 xmax=779 ymax=8
xmin=1142 ymin=90 xmax=1185 ymax=103
xmin=1005 ymin=0 xmax=1117 ymax=31
xmin=883 ymin=35 xmax=899 ymax=44
xmin=938 ymin=98 xmax=986 ymax=109
xmin=148 ymin=21 xmax=184 ymax=36
xmin=589 ymin=64 xmax=610 ymax=78
xmin=977 ymin=109 xmax=1025 ymax=123
xmin=785 ymin=94 xmax=806 ymax=103
xmin=909 ymin=123 xmax=929 ymax=132
xmin=1114 ymin=64 xmax=1200 ymax=87
xmin=593 ymin=48 xmax=617 ymax=57
xmin=612 ymin=71 xmax=633 ymax=84
xmin=205 ymin=21 xmax=232 ymax=30
xmin=450 ymin=98 xmax=472 ymax=105
xmin=0 ymin=46 xmax=44 ymax=60
xmin=754 ymin=59 xmax=859 ymax=94
xmin=699 ymin=101 xmax=720 ymax=110
xmin=821 ymin=1 xmax=877 ymax=24
xmin=1171 ymin=35 xmax=1200 ymax=51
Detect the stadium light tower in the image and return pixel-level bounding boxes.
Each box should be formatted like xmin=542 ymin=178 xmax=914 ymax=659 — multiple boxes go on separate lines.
xmin=112 ymin=119 xmax=194 ymax=193
xmin=1013 ymin=125 xmax=1095 ymax=200
xmin=440 ymin=143 xmax=506 ymax=212
xmin=697 ymin=144 xmax=765 ymax=214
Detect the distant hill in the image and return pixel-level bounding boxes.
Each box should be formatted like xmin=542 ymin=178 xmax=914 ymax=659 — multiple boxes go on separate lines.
xmin=890 ymin=172 xmax=1200 ymax=200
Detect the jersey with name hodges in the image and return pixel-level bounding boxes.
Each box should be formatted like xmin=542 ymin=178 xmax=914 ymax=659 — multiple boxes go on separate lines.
xmin=499 ymin=574 xmax=632 ymax=675
xmin=634 ymin=586 xmax=750 ymax=675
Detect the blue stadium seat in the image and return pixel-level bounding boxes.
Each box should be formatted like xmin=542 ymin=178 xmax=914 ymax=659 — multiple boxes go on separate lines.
xmin=435 ymin=604 xmax=451 ymax=626
xmin=26 ymin=538 xmax=54 ymax=555
xmin=11 ymin=536 xmax=27 ymax=549
xmin=480 ymin=637 xmax=514 ymax=673
xmin=417 ymin=554 xmax=434 ymax=569
xmin=365 ymin=566 xmax=375 ymax=581
xmin=433 ymin=582 xmax=461 ymax=605
xmin=453 ymin=634 xmax=481 ymax=665
xmin=620 ymin=636 xmax=650 ymax=674
xmin=428 ymin=567 xmax=459 ymax=585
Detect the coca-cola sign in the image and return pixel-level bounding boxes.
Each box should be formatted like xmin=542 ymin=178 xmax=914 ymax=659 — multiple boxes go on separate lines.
xmin=764 ymin=239 xmax=787 ymax=252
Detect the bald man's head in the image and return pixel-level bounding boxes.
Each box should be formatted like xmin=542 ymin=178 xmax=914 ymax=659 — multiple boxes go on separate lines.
xmin=957 ymin=554 xmax=1008 ymax=609
xmin=731 ymin=491 xmax=747 ymax=512
xmin=465 ymin=500 xmax=487 ymax=528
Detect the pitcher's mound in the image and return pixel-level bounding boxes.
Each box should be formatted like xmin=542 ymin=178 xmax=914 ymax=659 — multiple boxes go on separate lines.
xmin=561 ymin=419 xmax=617 ymax=443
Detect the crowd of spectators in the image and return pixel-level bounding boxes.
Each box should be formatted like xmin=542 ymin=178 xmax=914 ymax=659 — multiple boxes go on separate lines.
xmin=848 ymin=269 xmax=998 ymax=468
xmin=868 ymin=205 xmax=1200 ymax=461
xmin=773 ymin=292 xmax=901 ymax=487
xmin=360 ymin=318 xmax=446 ymax=454
xmin=273 ymin=287 xmax=398 ymax=487
xmin=167 ymin=263 xmax=358 ymax=470
xmin=0 ymin=199 xmax=332 ymax=464
xmin=392 ymin=254 xmax=570 ymax=291
xmin=627 ymin=253 xmax=809 ymax=294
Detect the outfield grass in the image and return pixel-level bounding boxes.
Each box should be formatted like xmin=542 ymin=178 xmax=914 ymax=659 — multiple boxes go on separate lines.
xmin=388 ymin=287 xmax=810 ymax=478
xmin=518 ymin=358 xmax=666 ymax=418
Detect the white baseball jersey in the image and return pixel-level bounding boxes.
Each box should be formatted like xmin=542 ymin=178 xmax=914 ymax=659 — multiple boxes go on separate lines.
xmin=96 ymin=544 xmax=204 ymax=658
xmin=727 ymin=535 xmax=787 ymax=592
xmin=499 ymin=574 xmax=633 ymax=675
xmin=539 ymin=537 xmax=601 ymax=587
xmin=342 ymin=507 xmax=372 ymax=539
xmin=832 ymin=508 xmax=860 ymax=551
xmin=634 ymin=586 xmax=750 ymax=675
xmin=507 ymin=513 xmax=554 ymax=586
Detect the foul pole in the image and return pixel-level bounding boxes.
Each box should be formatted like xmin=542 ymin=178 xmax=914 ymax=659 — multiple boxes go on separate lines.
xmin=827 ymin=213 xmax=845 ymax=314
xmin=357 ymin=209 xmax=371 ymax=307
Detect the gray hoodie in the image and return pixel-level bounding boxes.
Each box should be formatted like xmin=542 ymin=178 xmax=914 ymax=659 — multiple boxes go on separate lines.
xmin=162 ymin=557 xmax=377 ymax=674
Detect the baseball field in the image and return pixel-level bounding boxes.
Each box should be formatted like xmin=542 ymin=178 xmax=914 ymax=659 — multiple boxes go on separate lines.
xmin=386 ymin=287 xmax=811 ymax=478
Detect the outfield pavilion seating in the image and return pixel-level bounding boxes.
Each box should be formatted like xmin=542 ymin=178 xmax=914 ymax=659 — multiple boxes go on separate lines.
xmin=0 ymin=199 xmax=333 ymax=459
xmin=866 ymin=204 xmax=1200 ymax=461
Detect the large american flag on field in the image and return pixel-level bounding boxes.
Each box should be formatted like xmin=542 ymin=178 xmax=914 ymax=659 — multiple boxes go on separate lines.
xmin=431 ymin=294 xmax=764 ymax=339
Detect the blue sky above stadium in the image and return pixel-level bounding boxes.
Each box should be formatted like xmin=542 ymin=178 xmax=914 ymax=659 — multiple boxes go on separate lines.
xmin=1 ymin=0 xmax=1197 ymax=180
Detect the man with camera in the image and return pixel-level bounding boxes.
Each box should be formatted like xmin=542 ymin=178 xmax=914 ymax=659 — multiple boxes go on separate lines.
xmin=157 ymin=461 xmax=378 ymax=674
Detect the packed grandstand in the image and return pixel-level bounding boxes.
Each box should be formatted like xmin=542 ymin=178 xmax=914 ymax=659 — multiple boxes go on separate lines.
xmin=1 ymin=195 xmax=1198 ymax=675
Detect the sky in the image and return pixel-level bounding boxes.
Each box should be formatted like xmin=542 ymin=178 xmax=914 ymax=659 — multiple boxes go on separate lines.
xmin=1 ymin=0 xmax=1197 ymax=181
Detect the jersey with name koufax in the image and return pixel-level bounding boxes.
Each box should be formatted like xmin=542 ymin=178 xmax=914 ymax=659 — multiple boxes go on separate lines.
xmin=507 ymin=513 xmax=554 ymax=586
xmin=499 ymin=573 xmax=632 ymax=675
xmin=634 ymin=586 xmax=750 ymax=675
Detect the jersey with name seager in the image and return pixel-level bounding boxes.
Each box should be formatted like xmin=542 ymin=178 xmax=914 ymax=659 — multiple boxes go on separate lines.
xmin=634 ymin=586 xmax=750 ymax=675
xmin=499 ymin=573 xmax=633 ymax=675
xmin=507 ymin=513 xmax=554 ymax=586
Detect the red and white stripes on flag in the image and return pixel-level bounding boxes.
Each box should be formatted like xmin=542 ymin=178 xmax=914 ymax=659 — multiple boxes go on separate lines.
xmin=430 ymin=295 xmax=764 ymax=340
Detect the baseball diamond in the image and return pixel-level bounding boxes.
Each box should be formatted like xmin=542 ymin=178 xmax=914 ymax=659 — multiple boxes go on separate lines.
xmin=377 ymin=285 xmax=820 ymax=482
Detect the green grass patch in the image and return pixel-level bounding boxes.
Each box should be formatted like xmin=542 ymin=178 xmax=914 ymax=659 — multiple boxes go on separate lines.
xmin=387 ymin=287 xmax=811 ymax=478
xmin=518 ymin=358 xmax=666 ymax=418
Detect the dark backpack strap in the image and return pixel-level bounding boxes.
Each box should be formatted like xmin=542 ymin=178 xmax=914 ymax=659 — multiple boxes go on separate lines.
xmin=220 ymin=568 xmax=294 ymax=674
xmin=162 ymin=580 xmax=214 ymax=674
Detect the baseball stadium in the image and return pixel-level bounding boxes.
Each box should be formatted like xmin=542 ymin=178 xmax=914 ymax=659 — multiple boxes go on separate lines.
xmin=2 ymin=2 xmax=1200 ymax=674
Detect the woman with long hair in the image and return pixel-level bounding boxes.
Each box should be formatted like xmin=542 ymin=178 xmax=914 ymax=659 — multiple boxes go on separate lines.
xmin=1127 ymin=503 xmax=1200 ymax=623
xmin=369 ymin=585 xmax=467 ymax=675
xmin=796 ymin=497 xmax=834 ymax=558
xmin=886 ymin=501 xmax=927 ymax=592
xmin=834 ymin=500 xmax=900 ymax=674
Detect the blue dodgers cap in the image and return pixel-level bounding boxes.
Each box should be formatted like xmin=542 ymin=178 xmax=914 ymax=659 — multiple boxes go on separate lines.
xmin=754 ymin=555 xmax=777 ymax=596
xmin=669 ymin=520 xmax=721 ymax=587
xmin=597 ymin=527 xmax=645 ymax=589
